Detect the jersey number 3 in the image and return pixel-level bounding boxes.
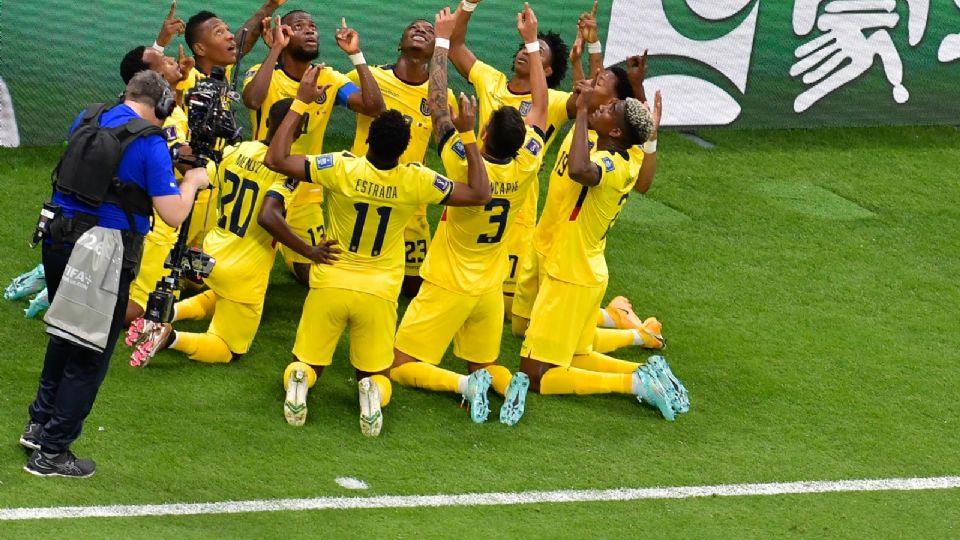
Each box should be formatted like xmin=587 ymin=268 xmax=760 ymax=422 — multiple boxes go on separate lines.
xmin=477 ymin=198 xmax=510 ymax=244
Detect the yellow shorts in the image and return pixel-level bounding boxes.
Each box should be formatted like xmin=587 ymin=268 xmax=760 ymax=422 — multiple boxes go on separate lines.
xmin=186 ymin=189 xmax=215 ymax=248
xmin=403 ymin=212 xmax=431 ymax=277
xmin=206 ymin=293 xmax=264 ymax=354
xmin=520 ymin=275 xmax=605 ymax=368
xmin=394 ymin=281 xmax=503 ymax=365
xmin=292 ymin=287 xmax=397 ymax=373
xmin=502 ymin=221 xmax=533 ymax=296
xmin=510 ymin=244 xmax=545 ymax=320
xmin=279 ymin=202 xmax=326 ymax=270
xmin=128 ymin=228 xmax=177 ymax=310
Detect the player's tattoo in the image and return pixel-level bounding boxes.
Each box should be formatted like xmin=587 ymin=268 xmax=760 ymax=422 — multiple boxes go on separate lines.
xmin=429 ymin=46 xmax=454 ymax=141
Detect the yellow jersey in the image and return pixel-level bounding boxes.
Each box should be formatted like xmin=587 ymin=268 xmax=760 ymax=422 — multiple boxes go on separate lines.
xmin=150 ymin=105 xmax=192 ymax=244
xmin=305 ymin=152 xmax=455 ymax=300
xmin=243 ymin=63 xmax=353 ymax=157
xmin=347 ymin=65 xmax=456 ymax=165
xmin=423 ymin=127 xmax=545 ymax=295
xmin=202 ymin=141 xmax=290 ymax=303
xmin=467 ymin=60 xmax=571 ymax=228
xmin=543 ymin=149 xmax=639 ymax=287
xmin=535 ymin=129 xmax=644 ymax=258
xmin=177 ymin=65 xmax=236 ymax=95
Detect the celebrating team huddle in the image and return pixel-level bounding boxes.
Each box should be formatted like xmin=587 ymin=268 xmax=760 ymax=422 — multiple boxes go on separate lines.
xmin=123 ymin=0 xmax=689 ymax=437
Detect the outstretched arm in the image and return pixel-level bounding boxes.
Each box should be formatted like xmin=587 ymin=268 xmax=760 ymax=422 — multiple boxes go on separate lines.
xmin=581 ymin=2 xmax=602 ymax=80
xmin=568 ymin=80 xmax=601 ymax=187
xmin=155 ymin=1 xmax=185 ymax=49
xmin=444 ymin=93 xmax=492 ymax=207
xmin=264 ymin=65 xmax=330 ymax=181
xmin=634 ymin=90 xmax=660 ymax=193
xmin=243 ymin=18 xmax=291 ymax=110
xmin=429 ymin=7 xmax=457 ymax=142
xmin=337 ymin=17 xmax=386 ymax=116
xmin=237 ymin=0 xmax=285 ymax=55
xmin=518 ymin=2 xmax=547 ymax=132
xmin=449 ymin=0 xmax=479 ymax=79
xmin=258 ymin=195 xmax=340 ymax=264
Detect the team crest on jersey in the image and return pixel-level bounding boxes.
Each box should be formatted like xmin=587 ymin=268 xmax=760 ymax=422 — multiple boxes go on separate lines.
xmin=518 ymin=100 xmax=532 ymax=116
xmin=163 ymin=125 xmax=178 ymax=141
xmin=284 ymin=177 xmax=299 ymax=191
xmin=314 ymin=89 xmax=328 ymax=105
xmin=315 ymin=154 xmax=334 ymax=170
xmin=524 ymin=138 xmax=542 ymax=156
xmin=420 ymin=98 xmax=430 ymax=116
xmin=433 ymin=174 xmax=452 ymax=194
xmin=452 ymin=140 xmax=466 ymax=158
xmin=587 ymin=141 xmax=595 ymax=150
xmin=602 ymin=157 xmax=615 ymax=172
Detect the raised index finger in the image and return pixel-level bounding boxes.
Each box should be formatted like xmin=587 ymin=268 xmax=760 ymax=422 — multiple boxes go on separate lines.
xmin=591 ymin=0 xmax=598 ymax=18
xmin=167 ymin=0 xmax=177 ymax=20
xmin=341 ymin=17 xmax=348 ymax=29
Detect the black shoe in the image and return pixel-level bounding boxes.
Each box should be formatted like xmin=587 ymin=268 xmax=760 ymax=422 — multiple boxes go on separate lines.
xmin=24 ymin=449 xmax=96 ymax=478
xmin=19 ymin=421 xmax=42 ymax=451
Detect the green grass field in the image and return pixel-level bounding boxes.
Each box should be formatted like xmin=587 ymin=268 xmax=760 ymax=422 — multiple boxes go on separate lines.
xmin=1 ymin=126 xmax=959 ymax=536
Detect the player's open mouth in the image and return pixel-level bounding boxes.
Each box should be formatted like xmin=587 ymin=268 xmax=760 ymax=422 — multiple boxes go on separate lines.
xmin=411 ymin=34 xmax=428 ymax=43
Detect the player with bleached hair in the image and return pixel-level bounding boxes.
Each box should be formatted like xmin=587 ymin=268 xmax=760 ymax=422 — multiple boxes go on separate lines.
xmin=515 ymin=80 xmax=687 ymax=423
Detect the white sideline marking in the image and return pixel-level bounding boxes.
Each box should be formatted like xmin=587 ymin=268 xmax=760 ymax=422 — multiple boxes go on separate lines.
xmin=2 ymin=476 xmax=959 ymax=521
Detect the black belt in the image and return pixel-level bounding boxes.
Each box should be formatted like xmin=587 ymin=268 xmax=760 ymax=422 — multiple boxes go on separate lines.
xmin=47 ymin=212 xmax=145 ymax=273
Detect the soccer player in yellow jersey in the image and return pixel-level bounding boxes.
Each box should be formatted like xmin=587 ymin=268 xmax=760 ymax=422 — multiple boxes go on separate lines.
xmin=389 ymin=4 xmax=546 ymax=425
xmin=243 ymin=12 xmax=385 ymax=286
xmin=518 ymin=82 xmax=688 ymax=422
xmin=264 ymin=63 xmax=491 ymax=437
xmin=346 ymin=19 xmax=458 ymax=298
xmin=449 ymin=0 xmax=592 ymax=315
xmin=512 ymin=58 xmax=667 ymax=353
xmin=129 ymin=99 xmax=339 ymax=366
xmin=117 ymin=43 xmax=200 ymax=325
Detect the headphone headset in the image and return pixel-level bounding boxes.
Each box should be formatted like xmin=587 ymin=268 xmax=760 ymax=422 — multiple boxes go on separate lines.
xmin=155 ymin=84 xmax=176 ymax=120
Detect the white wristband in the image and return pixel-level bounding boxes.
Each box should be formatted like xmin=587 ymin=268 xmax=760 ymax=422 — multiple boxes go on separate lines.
xmin=643 ymin=139 xmax=657 ymax=153
xmin=525 ymin=41 xmax=540 ymax=53
xmin=462 ymin=1 xmax=478 ymax=12
xmin=349 ymin=52 xmax=366 ymax=66
xmin=587 ymin=41 xmax=601 ymax=54
xmin=151 ymin=41 xmax=165 ymax=53
xmin=435 ymin=37 xmax=451 ymax=50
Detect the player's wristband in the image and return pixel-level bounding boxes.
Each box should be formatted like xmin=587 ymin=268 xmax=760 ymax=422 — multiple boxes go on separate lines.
xmin=587 ymin=41 xmax=602 ymax=54
xmin=459 ymin=131 xmax=477 ymax=145
xmin=151 ymin=41 xmax=165 ymax=53
xmin=462 ymin=1 xmax=478 ymax=12
xmin=349 ymin=52 xmax=366 ymax=66
xmin=435 ymin=37 xmax=451 ymax=50
xmin=291 ymin=99 xmax=311 ymax=115
xmin=643 ymin=139 xmax=657 ymax=153
xmin=525 ymin=41 xmax=540 ymax=53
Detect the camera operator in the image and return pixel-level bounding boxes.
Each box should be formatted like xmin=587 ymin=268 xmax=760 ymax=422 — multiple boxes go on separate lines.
xmin=19 ymin=71 xmax=209 ymax=478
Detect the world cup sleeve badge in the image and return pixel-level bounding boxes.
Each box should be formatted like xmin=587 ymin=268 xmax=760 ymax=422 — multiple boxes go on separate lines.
xmin=315 ymin=154 xmax=334 ymax=170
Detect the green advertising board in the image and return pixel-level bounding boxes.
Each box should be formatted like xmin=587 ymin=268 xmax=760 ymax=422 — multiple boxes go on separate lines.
xmin=2 ymin=0 xmax=960 ymax=147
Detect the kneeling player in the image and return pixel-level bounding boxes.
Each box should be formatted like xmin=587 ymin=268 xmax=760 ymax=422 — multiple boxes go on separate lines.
xmin=263 ymin=64 xmax=491 ymax=437
xmin=518 ymin=83 xmax=688 ymax=422
xmin=390 ymin=4 xmax=545 ymax=425
xmin=129 ymin=99 xmax=338 ymax=365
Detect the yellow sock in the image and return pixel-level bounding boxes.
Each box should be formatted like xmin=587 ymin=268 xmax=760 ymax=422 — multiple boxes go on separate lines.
xmin=283 ymin=361 xmax=318 ymax=390
xmin=174 ymin=290 xmax=217 ymax=321
xmin=370 ymin=374 xmax=392 ymax=407
xmin=389 ymin=362 xmax=463 ymax=394
xmin=170 ymin=331 xmax=233 ymax=363
xmin=539 ymin=366 xmax=633 ymax=395
xmin=485 ymin=364 xmax=512 ymax=396
xmin=511 ymin=315 xmax=530 ymax=337
xmin=592 ymin=328 xmax=638 ymax=353
xmin=571 ymin=351 xmax=639 ymax=373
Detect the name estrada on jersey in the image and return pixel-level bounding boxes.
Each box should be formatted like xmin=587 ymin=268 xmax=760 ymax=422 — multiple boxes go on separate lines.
xmin=422 ymin=126 xmax=546 ymax=295
xmin=202 ymin=141 xmax=291 ymax=304
xmin=303 ymin=151 xmax=454 ymax=300
xmin=347 ymin=65 xmax=456 ymax=165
